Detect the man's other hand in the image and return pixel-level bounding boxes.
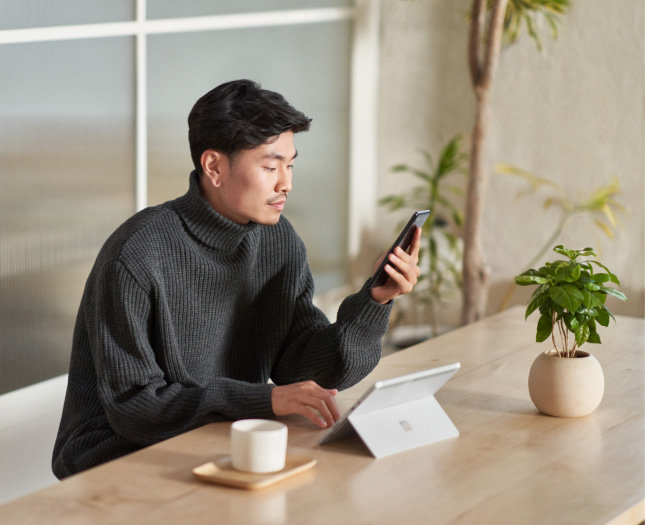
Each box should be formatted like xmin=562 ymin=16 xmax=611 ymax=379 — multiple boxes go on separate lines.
xmin=370 ymin=226 xmax=422 ymax=305
xmin=271 ymin=381 xmax=341 ymax=428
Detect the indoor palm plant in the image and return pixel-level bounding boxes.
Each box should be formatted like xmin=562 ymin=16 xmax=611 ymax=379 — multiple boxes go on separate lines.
xmin=515 ymin=245 xmax=628 ymax=417
xmin=379 ymin=135 xmax=466 ymax=343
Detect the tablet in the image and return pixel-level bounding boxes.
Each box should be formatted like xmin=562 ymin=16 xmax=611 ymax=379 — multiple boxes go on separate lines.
xmin=318 ymin=362 xmax=460 ymax=454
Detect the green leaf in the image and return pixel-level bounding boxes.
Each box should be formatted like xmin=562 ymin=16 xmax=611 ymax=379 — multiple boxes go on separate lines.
xmin=452 ymin=209 xmax=464 ymax=227
xmin=515 ymin=275 xmax=549 ymax=286
xmin=538 ymin=264 xmax=556 ymax=278
xmin=515 ymin=268 xmax=549 ymax=285
xmin=378 ymin=195 xmax=401 ymax=205
xmin=600 ymin=287 xmax=629 ymax=302
xmin=604 ymin=305 xmax=616 ymax=323
xmin=563 ymin=312 xmax=579 ymax=333
xmin=580 ymin=288 xmax=593 ymax=309
xmin=578 ymin=247 xmax=596 ymax=257
xmin=584 ymin=281 xmax=601 ymax=291
xmin=588 ymin=260 xmax=620 ymax=284
xmin=587 ymin=329 xmax=601 ymax=344
xmin=525 ymin=292 xmax=550 ymax=318
xmin=553 ymin=245 xmax=578 ymax=260
xmin=436 ymin=136 xmax=464 ymax=178
xmin=549 ymin=284 xmax=584 ymax=312
xmin=577 ymin=307 xmax=598 ymax=317
xmin=591 ymin=273 xmax=611 ymax=284
xmin=536 ymin=313 xmax=553 ymax=342
xmin=410 ymin=169 xmax=431 ymax=182
xmin=575 ymin=309 xmax=589 ymax=321
xmin=557 ymin=264 xmax=581 ymax=283
xmin=575 ymin=324 xmax=590 ymax=347
xmin=596 ymin=308 xmax=610 ymax=327
xmin=545 ymin=13 xmax=558 ymax=39
xmin=588 ymin=291 xmax=605 ymax=308
xmin=542 ymin=302 xmax=564 ymax=318
xmin=552 ymin=245 xmax=597 ymax=262
xmin=502 ymin=0 xmax=569 ymax=50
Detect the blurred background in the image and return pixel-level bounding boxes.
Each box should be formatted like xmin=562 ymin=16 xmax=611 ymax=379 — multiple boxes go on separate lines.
xmin=0 ymin=0 xmax=643 ymax=396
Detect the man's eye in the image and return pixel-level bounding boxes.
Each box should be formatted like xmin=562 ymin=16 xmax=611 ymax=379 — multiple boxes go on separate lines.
xmin=264 ymin=167 xmax=276 ymax=172
xmin=287 ymin=165 xmax=294 ymax=170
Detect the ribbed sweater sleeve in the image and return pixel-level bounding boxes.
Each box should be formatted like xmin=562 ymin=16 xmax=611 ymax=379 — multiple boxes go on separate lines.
xmin=271 ymin=250 xmax=392 ymax=390
xmin=89 ymin=260 xmax=274 ymax=446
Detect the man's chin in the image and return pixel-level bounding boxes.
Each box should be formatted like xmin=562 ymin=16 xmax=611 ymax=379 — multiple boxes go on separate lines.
xmin=254 ymin=213 xmax=282 ymax=226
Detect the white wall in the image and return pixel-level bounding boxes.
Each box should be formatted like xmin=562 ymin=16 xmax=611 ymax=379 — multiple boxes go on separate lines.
xmin=377 ymin=0 xmax=644 ymax=324
xmin=0 ymin=375 xmax=67 ymax=504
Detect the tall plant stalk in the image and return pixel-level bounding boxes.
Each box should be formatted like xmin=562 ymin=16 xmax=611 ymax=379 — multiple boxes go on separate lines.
xmin=461 ymin=0 xmax=570 ymax=325
xmin=461 ymin=0 xmax=509 ymax=325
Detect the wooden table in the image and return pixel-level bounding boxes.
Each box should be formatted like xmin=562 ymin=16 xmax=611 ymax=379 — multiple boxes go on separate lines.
xmin=1 ymin=307 xmax=643 ymax=524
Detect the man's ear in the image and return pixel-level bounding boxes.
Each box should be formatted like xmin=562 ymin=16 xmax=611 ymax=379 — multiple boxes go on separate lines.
xmin=201 ymin=150 xmax=225 ymax=188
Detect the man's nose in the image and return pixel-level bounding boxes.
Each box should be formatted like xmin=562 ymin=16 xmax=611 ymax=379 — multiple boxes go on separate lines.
xmin=276 ymin=167 xmax=292 ymax=194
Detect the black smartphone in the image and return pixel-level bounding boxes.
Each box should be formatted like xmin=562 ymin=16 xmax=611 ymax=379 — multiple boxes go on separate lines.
xmin=369 ymin=210 xmax=430 ymax=290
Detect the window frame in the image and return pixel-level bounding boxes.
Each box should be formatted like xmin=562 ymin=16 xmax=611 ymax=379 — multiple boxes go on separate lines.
xmin=0 ymin=0 xmax=380 ymax=265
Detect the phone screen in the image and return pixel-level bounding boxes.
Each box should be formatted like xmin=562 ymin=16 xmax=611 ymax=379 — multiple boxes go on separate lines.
xmin=369 ymin=210 xmax=430 ymax=289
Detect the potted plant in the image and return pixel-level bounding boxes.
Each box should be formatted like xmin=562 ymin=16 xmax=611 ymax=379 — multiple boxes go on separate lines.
xmin=515 ymin=245 xmax=628 ymax=417
xmin=379 ymin=135 xmax=467 ymax=345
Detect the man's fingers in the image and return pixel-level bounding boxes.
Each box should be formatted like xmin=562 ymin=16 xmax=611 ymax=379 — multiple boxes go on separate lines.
xmin=368 ymin=226 xmax=423 ymax=304
xmin=309 ymin=388 xmax=340 ymax=428
xmin=271 ymin=382 xmax=340 ymax=428
xmin=408 ymin=226 xmax=422 ymax=258
xmin=384 ymin=264 xmax=414 ymax=294
xmin=305 ymin=405 xmax=332 ymax=429
xmin=327 ymin=389 xmax=341 ymax=421
xmin=388 ymin=251 xmax=420 ymax=284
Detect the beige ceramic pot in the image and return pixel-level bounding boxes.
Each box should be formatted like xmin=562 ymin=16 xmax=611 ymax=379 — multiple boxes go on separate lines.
xmin=528 ymin=349 xmax=604 ymax=417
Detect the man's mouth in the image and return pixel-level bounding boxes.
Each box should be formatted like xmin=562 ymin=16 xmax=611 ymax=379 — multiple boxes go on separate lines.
xmin=268 ymin=196 xmax=287 ymax=211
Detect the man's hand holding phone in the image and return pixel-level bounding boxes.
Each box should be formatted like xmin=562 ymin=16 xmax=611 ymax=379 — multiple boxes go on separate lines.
xmin=369 ymin=225 xmax=422 ymax=305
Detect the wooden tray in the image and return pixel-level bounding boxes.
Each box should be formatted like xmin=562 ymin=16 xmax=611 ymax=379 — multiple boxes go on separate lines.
xmin=192 ymin=454 xmax=316 ymax=490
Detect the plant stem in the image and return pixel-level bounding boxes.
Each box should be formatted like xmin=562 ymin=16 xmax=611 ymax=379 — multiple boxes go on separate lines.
xmin=551 ymin=312 xmax=562 ymax=357
xmin=559 ymin=319 xmax=567 ymax=357
xmin=560 ymin=320 xmax=566 ymax=357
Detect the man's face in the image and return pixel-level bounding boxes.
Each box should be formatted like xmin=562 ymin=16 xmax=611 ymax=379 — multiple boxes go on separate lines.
xmin=206 ymin=131 xmax=297 ymax=225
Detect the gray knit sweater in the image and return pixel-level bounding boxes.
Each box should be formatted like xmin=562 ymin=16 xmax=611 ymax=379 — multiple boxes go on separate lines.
xmin=52 ymin=171 xmax=392 ymax=478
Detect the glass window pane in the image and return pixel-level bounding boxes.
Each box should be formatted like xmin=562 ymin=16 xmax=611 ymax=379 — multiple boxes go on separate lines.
xmin=147 ymin=21 xmax=351 ymax=293
xmin=0 ymin=1 xmax=134 ymax=30
xmin=0 ymin=38 xmax=135 ymax=394
xmin=147 ymin=0 xmax=351 ymax=19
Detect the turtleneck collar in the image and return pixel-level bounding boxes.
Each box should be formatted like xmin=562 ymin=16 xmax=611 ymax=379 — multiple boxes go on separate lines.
xmin=173 ymin=171 xmax=260 ymax=251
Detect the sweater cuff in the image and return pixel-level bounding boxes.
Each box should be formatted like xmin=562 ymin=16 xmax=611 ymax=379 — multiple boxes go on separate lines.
xmin=337 ymin=279 xmax=393 ymax=330
xmin=245 ymin=383 xmax=276 ymax=419
xmin=205 ymin=380 xmax=276 ymax=421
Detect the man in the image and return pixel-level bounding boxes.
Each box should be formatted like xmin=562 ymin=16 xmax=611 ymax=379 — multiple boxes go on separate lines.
xmin=52 ymin=79 xmax=421 ymax=478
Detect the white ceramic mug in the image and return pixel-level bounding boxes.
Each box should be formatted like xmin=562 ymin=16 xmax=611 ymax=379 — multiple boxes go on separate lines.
xmin=231 ymin=419 xmax=288 ymax=474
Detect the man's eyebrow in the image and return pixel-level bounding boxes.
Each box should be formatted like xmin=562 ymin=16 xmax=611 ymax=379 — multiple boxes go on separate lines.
xmin=262 ymin=150 xmax=298 ymax=161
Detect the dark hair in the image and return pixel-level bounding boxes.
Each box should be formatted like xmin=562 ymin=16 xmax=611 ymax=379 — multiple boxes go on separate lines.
xmin=188 ymin=79 xmax=312 ymax=172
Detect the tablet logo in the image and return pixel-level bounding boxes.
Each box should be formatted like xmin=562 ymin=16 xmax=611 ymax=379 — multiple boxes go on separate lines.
xmin=399 ymin=420 xmax=412 ymax=432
